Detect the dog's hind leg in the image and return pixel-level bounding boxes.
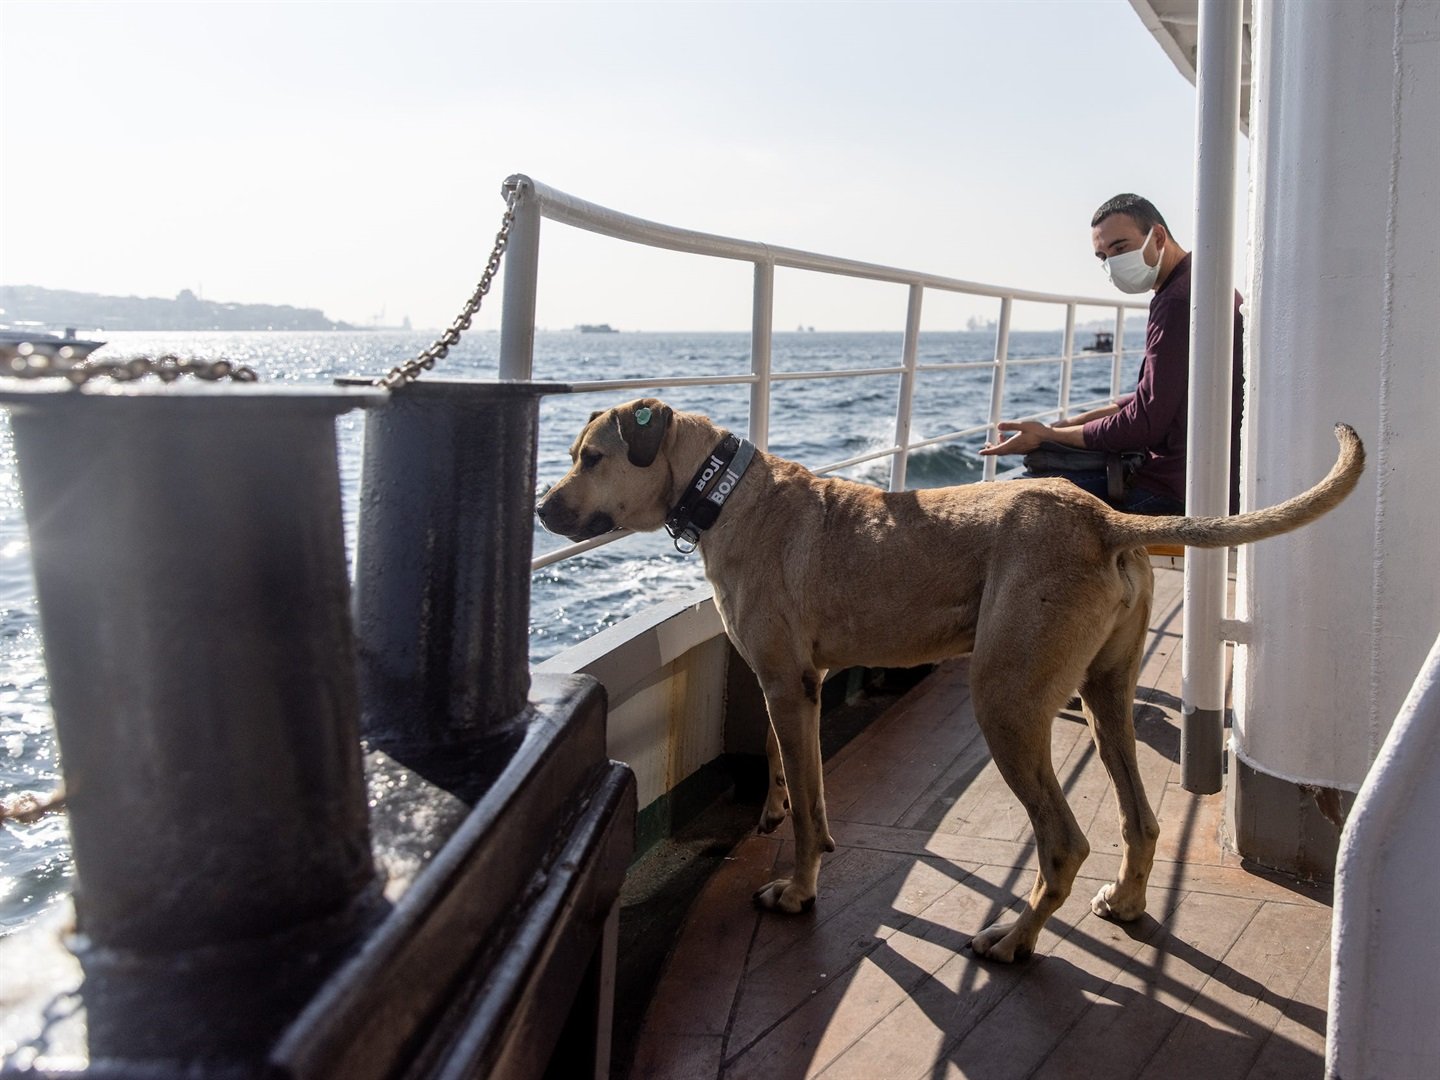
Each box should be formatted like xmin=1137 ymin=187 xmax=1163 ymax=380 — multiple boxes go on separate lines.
xmin=968 ymin=652 xmax=1091 ymax=963
xmin=752 ymin=669 xmax=833 ymax=913
xmin=758 ymin=722 xmax=790 ymax=834
xmin=1079 ymin=582 xmax=1159 ymax=922
xmin=968 ymin=729 xmax=1090 ymax=961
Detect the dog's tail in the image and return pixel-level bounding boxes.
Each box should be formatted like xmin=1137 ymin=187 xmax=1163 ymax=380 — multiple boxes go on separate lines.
xmin=1101 ymin=423 xmax=1365 ymax=552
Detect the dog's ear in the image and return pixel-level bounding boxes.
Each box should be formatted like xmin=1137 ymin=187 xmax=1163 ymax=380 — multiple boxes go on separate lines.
xmin=617 ymin=398 xmax=672 ymax=468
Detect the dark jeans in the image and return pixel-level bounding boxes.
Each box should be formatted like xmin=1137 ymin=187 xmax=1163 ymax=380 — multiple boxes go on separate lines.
xmin=1025 ymin=468 xmax=1185 ymax=516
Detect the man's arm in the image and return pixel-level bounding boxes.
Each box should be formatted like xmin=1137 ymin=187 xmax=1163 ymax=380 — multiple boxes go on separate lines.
xmin=979 ymin=418 xmax=1087 ymax=456
xmin=1085 ymin=298 xmax=1187 ymax=452
xmin=1063 ymin=401 xmax=1126 ymax=426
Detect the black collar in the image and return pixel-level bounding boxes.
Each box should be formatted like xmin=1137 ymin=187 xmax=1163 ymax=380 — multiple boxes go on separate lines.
xmin=664 ymin=433 xmax=757 ymax=553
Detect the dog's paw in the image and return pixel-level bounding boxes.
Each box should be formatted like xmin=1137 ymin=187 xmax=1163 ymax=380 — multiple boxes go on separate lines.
xmin=969 ymin=919 xmax=1034 ymax=964
xmin=752 ymin=878 xmax=816 ymax=914
xmin=822 ymin=832 xmax=836 ymax=853
xmin=757 ymin=809 xmax=787 ymax=834
xmin=1090 ymin=882 xmax=1146 ymax=922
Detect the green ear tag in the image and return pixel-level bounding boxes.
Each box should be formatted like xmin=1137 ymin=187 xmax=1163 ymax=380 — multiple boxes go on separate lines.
xmin=635 ymin=407 xmax=653 ymax=427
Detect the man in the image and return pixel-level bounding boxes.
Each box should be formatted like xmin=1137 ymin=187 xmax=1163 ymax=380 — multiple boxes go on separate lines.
xmin=979 ymin=193 xmax=1244 ymax=515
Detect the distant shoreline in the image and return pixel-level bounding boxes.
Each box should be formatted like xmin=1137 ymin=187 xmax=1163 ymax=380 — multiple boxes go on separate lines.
xmin=5 ymin=288 xmax=1136 ymax=337
xmin=1 ymin=285 xmax=364 ymax=334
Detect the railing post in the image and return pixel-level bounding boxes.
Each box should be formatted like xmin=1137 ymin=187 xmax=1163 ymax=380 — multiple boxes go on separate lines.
xmin=1111 ymin=306 xmax=1126 ymax=400
xmin=749 ymin=260 xmax=774 ymax=449
xmin=1059 ymin=302 xmax=1076 ymax=419
xmin=890 ymin=283 xmax=924 ymax=491
xmin=982 ymin=297 xmax=1013 ymax=482
xmin=500 ymin=175 xmax=541 ymax=381
xmin=1181 ymin=0 xmax=1243 ymax=795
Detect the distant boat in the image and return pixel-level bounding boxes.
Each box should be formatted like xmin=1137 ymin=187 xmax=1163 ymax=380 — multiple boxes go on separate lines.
xmin=0 ymin=326 xmax=106 ymax=364
xmin=576 ymin=323 xmax=618 ymax=333
xmin=1082 ymin=330 xmax=1114 ymax=352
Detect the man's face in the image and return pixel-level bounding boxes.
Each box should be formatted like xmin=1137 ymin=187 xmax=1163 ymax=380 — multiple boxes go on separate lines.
xmin=1092 ymin=214 xmax=1157 ymax=267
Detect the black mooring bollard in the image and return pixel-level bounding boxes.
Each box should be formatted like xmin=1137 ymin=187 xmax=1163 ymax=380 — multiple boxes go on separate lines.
xmin=0 ymin=380 xmax=384 ymax=1057
xmin=346 ymin=379 xmax=564 ymax=747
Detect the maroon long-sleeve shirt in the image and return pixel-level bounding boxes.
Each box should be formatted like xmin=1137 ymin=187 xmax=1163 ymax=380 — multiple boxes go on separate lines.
xmin=1082 ymin=254 xmax=1245 ymax=512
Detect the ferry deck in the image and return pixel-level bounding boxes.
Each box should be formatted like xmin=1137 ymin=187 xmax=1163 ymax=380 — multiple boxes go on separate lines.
xmin=1 ymin=2 xmax=1434 ymax=1076
xmin=620 ymin=562 xmax=1332 ymax=1080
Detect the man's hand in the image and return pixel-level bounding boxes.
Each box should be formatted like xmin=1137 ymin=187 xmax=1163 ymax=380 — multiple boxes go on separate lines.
xmin=980 ymin=420 xmax=1051 ymax=457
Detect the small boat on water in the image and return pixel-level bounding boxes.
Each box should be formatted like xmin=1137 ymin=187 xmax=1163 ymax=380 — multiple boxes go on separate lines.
xmin=576 ymin=322 xmax=619 ymax=333
xmin=1082 ymin=329 xmax=1114 ymax=352
xmin=0 ymin=325 xmax=106 ymax=362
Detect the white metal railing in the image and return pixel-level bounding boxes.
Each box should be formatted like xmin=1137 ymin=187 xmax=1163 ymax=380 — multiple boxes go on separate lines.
xmin=498 ymin=175 xmax=1146 ymax=572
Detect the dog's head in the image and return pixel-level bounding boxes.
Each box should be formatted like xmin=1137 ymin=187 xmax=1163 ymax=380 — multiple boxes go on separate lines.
xmin=536 ymin=398 xmax=677 ymax=541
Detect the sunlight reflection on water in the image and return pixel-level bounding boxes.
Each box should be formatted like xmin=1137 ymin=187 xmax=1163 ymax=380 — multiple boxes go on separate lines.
xmin=0 ymin=326 xmax=1141 ymax=935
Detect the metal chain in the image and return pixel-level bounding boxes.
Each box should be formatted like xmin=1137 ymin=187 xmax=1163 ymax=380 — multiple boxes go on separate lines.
xmin=1 ymin=352 xmax=258 ymax=385
xmin=373 ymin=184 xmax=520 ymax=389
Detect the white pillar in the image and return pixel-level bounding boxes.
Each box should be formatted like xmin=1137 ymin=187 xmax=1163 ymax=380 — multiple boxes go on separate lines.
xmin=1232 ymin=0 xmax=1440 ymax=872
xmin=1180 ymin=0 xmax=1243 ymax=795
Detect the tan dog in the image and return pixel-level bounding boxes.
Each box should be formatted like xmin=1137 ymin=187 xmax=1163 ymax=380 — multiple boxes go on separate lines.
xmin=537 ymin=399 xmax=1364 ymax=962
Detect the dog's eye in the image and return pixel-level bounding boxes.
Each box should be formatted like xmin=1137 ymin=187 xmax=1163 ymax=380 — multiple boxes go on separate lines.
xmin=580 ymin=449 xmax=602 ymax=470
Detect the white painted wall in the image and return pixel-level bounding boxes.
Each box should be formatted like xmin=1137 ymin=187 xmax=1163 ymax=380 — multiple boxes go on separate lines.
xmin=1327 ymin=630 xmax=1440 ymax=1080
xmin=1235 ymin=0 xmax=1440 ymax=790
xmin=537 ymin=589 xmax=732 ymax=810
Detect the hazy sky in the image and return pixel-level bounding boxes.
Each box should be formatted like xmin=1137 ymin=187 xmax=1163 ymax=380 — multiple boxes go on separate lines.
xmin=1 ymin=1 xmax=1246 ymax=332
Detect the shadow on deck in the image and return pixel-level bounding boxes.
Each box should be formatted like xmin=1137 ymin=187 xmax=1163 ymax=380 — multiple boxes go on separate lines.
xmin=622 ymin=565 xmax=1333 ymax=1080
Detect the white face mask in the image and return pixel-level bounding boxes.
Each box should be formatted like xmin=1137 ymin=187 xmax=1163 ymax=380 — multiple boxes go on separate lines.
xmin=1104 ymin=228 xmax=1162 ymax=294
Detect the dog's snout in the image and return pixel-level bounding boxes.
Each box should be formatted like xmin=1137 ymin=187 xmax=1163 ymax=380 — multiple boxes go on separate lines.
xmin=536 ymin=490 xmax=588 ymax=538
xmin=534 ymin=487 xmax=613 ymax=541
xmin=536 ymin=493 xmax=564 ymax=534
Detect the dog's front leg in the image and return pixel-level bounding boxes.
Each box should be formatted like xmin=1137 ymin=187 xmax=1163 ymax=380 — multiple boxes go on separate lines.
xmin=752 ymin=673 xmax=832 ymax=914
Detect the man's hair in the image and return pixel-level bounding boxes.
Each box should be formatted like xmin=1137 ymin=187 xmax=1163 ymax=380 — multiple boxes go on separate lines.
xmin=1091 ymin=193 xmax=1174 ymax=239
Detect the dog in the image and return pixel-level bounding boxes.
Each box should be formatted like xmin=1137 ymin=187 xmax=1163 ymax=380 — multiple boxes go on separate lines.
xmin=536 ymin=399 xmax=1364 ymax=962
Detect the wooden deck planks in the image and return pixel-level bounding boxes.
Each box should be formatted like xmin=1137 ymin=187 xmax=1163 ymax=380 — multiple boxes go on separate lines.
xmin=822 ymin=661 xmax=980 ymax=828
xmin=724 ymin=863 xmax=986 ymax=1078
xmin=1241 ymin=916 xmax=1330 ymax=1080
xmin=625 ymin=566 xmax=1333 ymax=1080
xmin=1027 ymin=889 xmax=1268 ymax=1080
xmin=629 ymin=835 xmax=779 ymax=1075
xmin=1136 ymin=900 xmax=1331 ymax=1079
xmin=728 ymin=864 xmax=1047 ymax=1080
xmin=889 ymin=878 xmax=1175 ymax=1080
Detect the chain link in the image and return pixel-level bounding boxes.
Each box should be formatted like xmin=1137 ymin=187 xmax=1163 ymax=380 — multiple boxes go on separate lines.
xmin=1 ymin=351 xmax=258 ymax=385
xmin=373 ymin=184 xmax=520 ymax=389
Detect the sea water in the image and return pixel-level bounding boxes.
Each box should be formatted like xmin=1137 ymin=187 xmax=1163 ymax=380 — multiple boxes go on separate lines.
xmin=0 ymin=327 xmax=1143 ymax=935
